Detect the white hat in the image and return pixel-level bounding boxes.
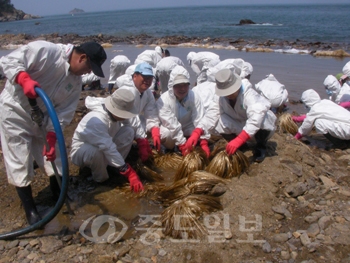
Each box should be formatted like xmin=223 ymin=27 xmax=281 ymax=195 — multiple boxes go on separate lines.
xmin=215 ymin=68 xmax=242 ymax=96
xmin=105 ymin=89 xmax=137 ymax=119
xmin=173 ymin=74 xmax=190 ymax=86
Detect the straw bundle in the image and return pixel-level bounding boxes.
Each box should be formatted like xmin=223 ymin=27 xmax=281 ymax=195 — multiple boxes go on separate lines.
xmin=160 ymin=195 xmax=223 ymax=239
xmin=134 ymin=159 xmax=164 ymax=182
xmin=174 ymin=148 xmax=209 ymax=182
xmin=159 ymin=170 xmax=227 ymax=205
xmin=313 ymin=49 xmax=350 ymax=57
xmin=206 ymin=150 xmax=249 ymax=178
xmin=279 ymin=113 xmax=299 ymax=135
xmin=153 ymin=151 xmax=183 ymax=170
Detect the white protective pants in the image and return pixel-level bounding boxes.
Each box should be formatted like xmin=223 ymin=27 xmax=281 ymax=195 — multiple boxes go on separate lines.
xmin=71 ymin=126 xmax=134 ymax=182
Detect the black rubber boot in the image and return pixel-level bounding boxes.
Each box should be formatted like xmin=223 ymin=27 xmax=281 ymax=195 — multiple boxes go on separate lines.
xmin=50 ymin=176 xmax=61 ymax=202
xmin=323 ymin=133 xmax=348 ymax=150
xmin=16 ymin=185 xmax=42 ymax=225
xmin=107 ymin=83 xmax=114 ymax=94
xmin=253 ymin=129 xmax=271 ymax=163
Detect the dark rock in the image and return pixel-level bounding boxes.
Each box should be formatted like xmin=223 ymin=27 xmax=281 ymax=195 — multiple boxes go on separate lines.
xmin=239 ymin=19 xmax=256 ymax=25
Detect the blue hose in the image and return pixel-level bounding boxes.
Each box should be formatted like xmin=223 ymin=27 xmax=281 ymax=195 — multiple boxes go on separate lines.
xmin=0 ymin=87 xmax=69 ymax=239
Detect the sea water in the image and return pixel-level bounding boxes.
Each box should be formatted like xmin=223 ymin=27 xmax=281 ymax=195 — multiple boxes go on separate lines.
xmin=1 ymin=4 xmax=350 ymax=45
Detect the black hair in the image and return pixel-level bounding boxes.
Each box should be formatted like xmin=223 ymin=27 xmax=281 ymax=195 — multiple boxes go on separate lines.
xmin=164 ymin=49 xmax=170 ymax=57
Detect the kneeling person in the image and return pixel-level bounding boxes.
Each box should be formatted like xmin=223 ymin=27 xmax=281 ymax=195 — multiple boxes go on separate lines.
xmin=70 ymin=89 xmax=144 ymax=192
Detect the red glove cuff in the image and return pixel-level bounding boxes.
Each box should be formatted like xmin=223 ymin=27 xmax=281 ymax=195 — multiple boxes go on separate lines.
xmin=294 ymin=132 xmax=303 ymax=140
xmin=151 ymin=127 xmax=160 ymax=137
xmin=339 ymin=101 xmax=350 ymax=108
xmin=47 ymin=131 xmax=57 ymax=145
xmin=237 ymin=130 xmax=250 ymax=142
xmin=292 ymin=115 xmax=306 ymax=123
xmin=192 ymin=128 xmax=203 ymax=138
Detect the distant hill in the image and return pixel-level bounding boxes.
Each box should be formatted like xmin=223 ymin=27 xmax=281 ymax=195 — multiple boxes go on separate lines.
xmin=69 ymin=8 xmax=85 ymax=15
xmin=0 ymin=0 xmax=41 ymax=22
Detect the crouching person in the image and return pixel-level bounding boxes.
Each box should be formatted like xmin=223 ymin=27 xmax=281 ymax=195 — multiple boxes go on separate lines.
xmin=70 ymin=89 xmax=144 ymax=192
xmin=214 ymin=69 xmax=277 ymax=162
xmin=156 ymin=65 xmax=211 ymax=157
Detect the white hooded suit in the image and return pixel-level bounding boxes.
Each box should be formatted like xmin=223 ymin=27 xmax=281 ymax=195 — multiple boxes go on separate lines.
xmin=156 ymin=65 xmax=210 ymax=149
xmin=70 ymin=96 xmax=135 ymax=182
xmin=299 ymin=89 xmax=350 ymax=139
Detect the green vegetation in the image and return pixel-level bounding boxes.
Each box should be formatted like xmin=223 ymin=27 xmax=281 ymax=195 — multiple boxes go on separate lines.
xmin=0 ymin=0 xmax=15 ymax=15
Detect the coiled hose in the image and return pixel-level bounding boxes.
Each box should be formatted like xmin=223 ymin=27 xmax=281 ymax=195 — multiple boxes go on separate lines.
xmin=0 ymin=87 xmax=69 ymax=240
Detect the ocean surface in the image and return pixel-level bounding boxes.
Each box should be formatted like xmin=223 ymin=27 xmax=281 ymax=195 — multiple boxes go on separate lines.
xmin=1 ymin=4 xmax=350 ymax=45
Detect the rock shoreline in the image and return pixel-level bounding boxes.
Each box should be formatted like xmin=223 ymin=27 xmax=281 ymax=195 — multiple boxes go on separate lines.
xmin=0 ymin=33 xmax=349 ymax=57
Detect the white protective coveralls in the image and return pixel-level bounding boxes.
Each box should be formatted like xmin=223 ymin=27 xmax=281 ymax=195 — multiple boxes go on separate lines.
xmin=0 ymin=41 xmax=82 ymax=187
xmin=155 ymin=56 xmax=185 ymax=94
xmin=298 ymin=89 xmax=350 ymax=139
xmin=323 ymin=75 xmax=350 ymax=104
xmin=214 ymin=81 xmax=276 ymax=138
xmin=134 ymin=47 xmax=162 ymax=67
xmin=343 ymin=61 xmax=350 ymax=77
xmin=156 ymin=65 xmax=210 ymax=149
xmin=255 ymin=74 xmax=289 ymax=108
xmin=82 ymin=72 xmax=100 ymax=86
xmin=117 ymin=79 xmax=160 ymax=140
xmin=108 ymin=55 xmax=131 ymax=86
xmin=70 ymin=96 xmax=135 ymax=182
xmin=240 ymin=62 xmax=253 ymax=79
xmin=186 ymin=51 xmax=220 ymax=84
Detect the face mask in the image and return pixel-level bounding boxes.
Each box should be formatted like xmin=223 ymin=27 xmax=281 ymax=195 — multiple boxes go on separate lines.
xmin=326 ymin=89 xmax=333 ymax=96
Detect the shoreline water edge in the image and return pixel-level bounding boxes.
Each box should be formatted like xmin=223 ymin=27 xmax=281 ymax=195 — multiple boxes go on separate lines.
xmin=0 ymin=33 xmax=350 ymax=58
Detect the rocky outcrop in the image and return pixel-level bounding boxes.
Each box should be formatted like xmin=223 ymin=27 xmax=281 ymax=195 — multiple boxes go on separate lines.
xmin=69 ymin=8 xmax=84 ymax=15
xmin=0 ymin=9 xmax=41 ymax=22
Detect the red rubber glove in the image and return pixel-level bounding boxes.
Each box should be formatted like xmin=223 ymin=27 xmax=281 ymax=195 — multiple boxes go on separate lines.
xmin=178 ymin=143 xmax=189 ymax=157
xmin=42 ymin=131 xmax=57 ymax=162
xmin=15 ymin=71 xmax=40 ymax=99
xmin=120 ymin=164 xmax=144 ymax=192
xmin=151 ymin=127 xmax=161 ymax=152
xmin=185 ymin=128 xmax=203 ymax=149
xmin=292 ymin=115 xmax=306 ymax=123
xmin=339 ymin=101 xmax=350 ymax=109
xmin=136 ymin=138 xmax=152 ymax=162
xmin=294 ymin=132 xmax=303 ymax=140
xmin=226 ymin=130 xmax=250 ymax=155
xmin=200 ymin=139 xmax=210 ymax=158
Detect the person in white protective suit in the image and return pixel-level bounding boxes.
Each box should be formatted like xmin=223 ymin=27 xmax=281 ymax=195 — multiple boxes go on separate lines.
xmin=255 ymin=74 xmax=289 ymax=114
xmin=323 ymin=75 xmax=350 ymax=109
xmin=155 ymin=56 xmax=185 ymax=94
xmin=117 ymin=62 xmax=161 ymax=161
xmin=294 ymin=89 xmax=350 ymax=149
xmin=0 ymin=40 xmax=106 ymax=225
xmin=213 ymin=68 xmax=277 ymax=163
xmin=192 ymin=59 xmax=242 ymax=134
xmin=186 ymin=51 xmax=220 ymax=85
xmin=240 ymin=61 xmax=253 ymax=80
xmin=134 ymin=46 xmax=164 ymax=67
xmin=156 ymin=65 xmax=211 ymax=157
xmin=81 ymin=72 xmax=101 ymax=90
xmin=107 ymin=55 xmax=131 ymax=94
xmin=70 ymin=89 xmax=144 ymax=192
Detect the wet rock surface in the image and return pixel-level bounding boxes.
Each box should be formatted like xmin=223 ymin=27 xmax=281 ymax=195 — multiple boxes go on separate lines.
xmin=0 ymin=33 xmax=349 ymax=57
xmin=0 ymin=85 xmax=350 ymax=262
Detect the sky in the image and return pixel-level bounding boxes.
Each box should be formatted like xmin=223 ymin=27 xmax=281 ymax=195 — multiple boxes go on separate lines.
xmin=10 ymin=0 xmax=350 ymax=16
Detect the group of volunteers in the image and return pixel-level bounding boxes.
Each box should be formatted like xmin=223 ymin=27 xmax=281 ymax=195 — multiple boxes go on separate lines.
xmin=0 ymin=39 xmax=349 ymax=227
xmin=292 ymin=61 xmax=350 ymax=149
